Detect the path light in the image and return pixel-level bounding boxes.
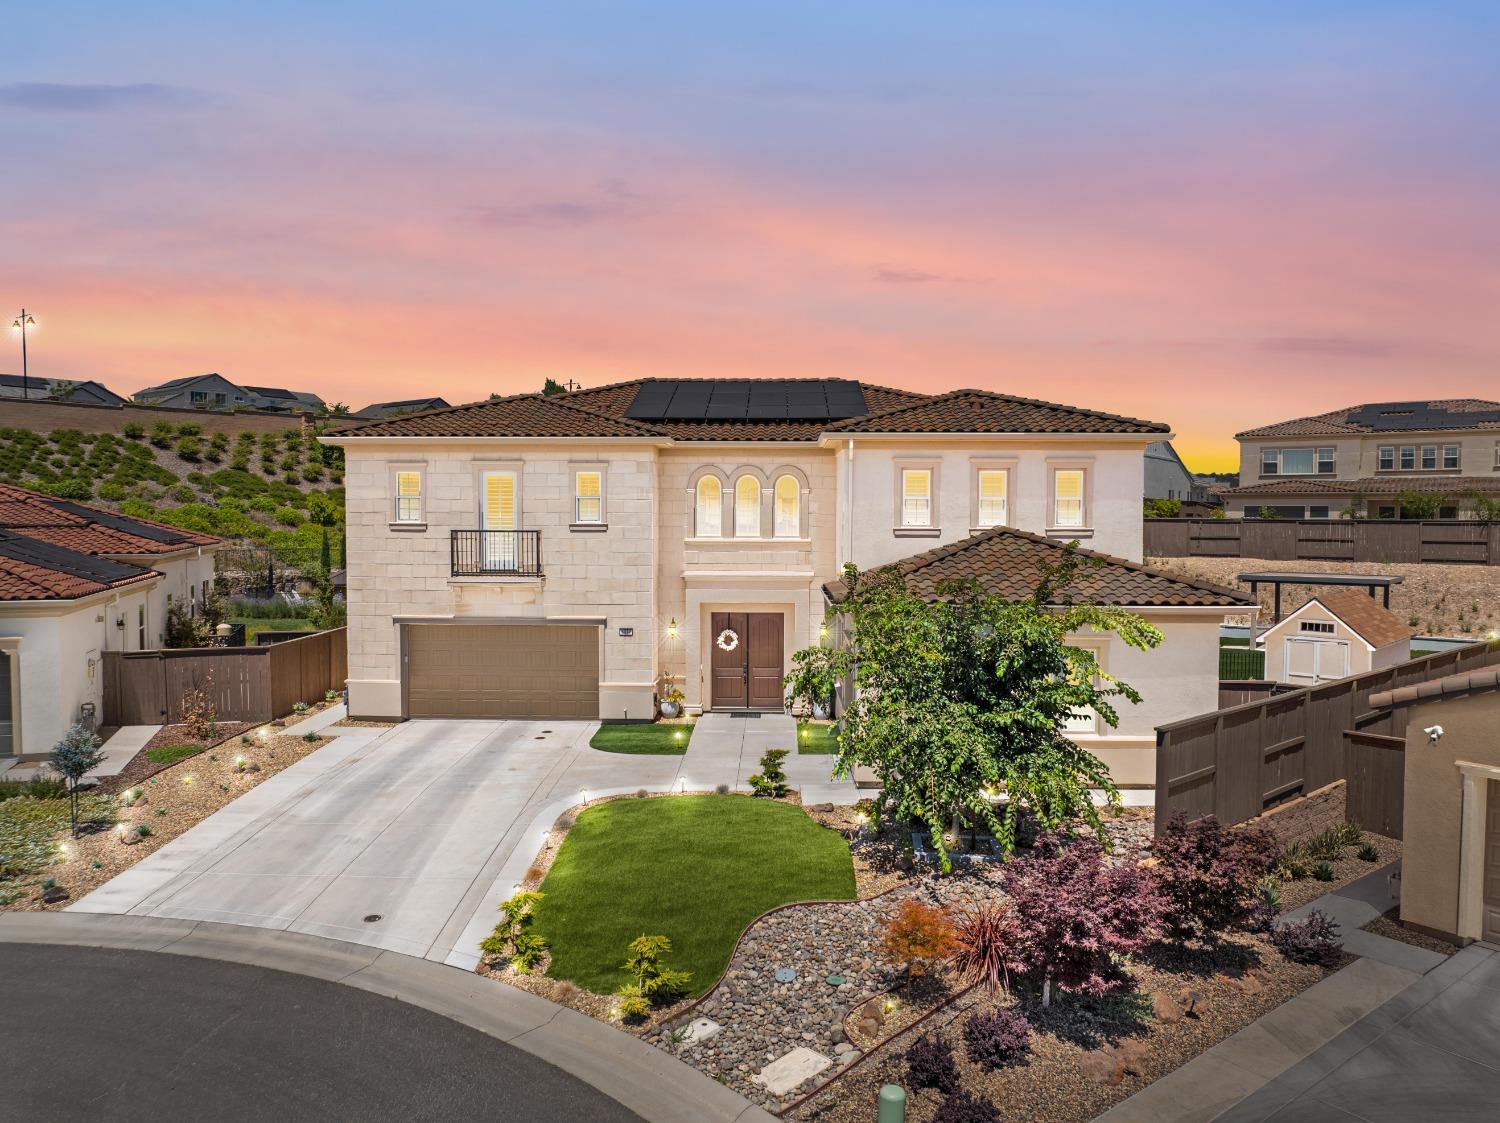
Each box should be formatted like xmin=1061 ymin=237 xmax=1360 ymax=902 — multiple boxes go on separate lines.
xmin=677 ymin=776 xmax=687 ymax=793
xmin=183 ymin=775 xmax=194 ymax=787
xmin=579 ymin=788 xmax=589 ymax=804
xmin=57 ymin=842 xmax=68 ymax=856
xmin=853 ymin=811 xmax=868 ymax=827
xmin=258 ymin=727 xmax=269 ymax=739
xmin=674 ymin=729 xmax=683 ymax=742
xmin=116 ymin=823 xmax=128 ymax=839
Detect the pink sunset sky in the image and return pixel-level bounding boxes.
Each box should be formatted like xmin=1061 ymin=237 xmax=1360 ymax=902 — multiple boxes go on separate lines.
xmin=3 ymin=4 xmax=1498 ymax=470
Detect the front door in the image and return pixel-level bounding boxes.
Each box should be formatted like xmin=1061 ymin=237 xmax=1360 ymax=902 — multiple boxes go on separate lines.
xmin=709 ymin=612 xmax=785 ymax=711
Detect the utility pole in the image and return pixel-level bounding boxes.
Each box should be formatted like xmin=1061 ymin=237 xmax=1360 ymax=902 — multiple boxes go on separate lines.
xmin=10 ymin=309 xmax=36 ymax=398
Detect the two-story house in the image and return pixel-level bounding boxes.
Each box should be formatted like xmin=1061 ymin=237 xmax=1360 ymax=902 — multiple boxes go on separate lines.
xmin=133 ymin=374 xmax=326 ymax=414
xmin=1228 ymin=399 xmax=1500 ymax=519
xmin=326 ymin=379 xmax=1254 ymax=790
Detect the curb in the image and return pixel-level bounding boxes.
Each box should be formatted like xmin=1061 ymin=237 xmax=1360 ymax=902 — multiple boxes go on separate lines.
xmin=0 ymin=911 xmax=775 ymax=1123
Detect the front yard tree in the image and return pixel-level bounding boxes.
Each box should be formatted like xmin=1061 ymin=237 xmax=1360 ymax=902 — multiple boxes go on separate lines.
xmin=50 ymin=723 xmax=107 ymax=837
xmin=812 ymin=550 xmax=1162 ymax=869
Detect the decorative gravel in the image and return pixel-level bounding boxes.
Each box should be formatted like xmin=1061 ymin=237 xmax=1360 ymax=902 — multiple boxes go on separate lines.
xmin=1277 ymin=832 xmax=1401 ymax=913
xmin=1362 ymin=907 xmax=1457 ymax=956
xmin=99 ymin=722 xmax=257 ymax=795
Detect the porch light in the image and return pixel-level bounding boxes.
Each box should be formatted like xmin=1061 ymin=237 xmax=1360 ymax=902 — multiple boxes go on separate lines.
xmin=819 ymin=622 xmax=828 ymax=640
xmin=667 ymin=617 xmax=678 ymax=639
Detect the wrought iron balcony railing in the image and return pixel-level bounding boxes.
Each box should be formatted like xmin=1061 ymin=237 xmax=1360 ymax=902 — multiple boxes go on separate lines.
xmin=450 ymin=530 xmax=543 ymax=577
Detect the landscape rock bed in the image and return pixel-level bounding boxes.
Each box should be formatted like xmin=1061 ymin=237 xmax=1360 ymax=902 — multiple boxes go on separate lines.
xmin=98 ymin=722 xmax=257 ymax=794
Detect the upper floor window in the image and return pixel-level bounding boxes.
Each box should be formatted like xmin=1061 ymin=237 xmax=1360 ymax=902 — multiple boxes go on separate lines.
xmin=734 ymin=476 xmax=761 ymax=537
xmin=1399 ymin=446 xmax=1416 ymax=470
xmin=901 ymin=469 xmax=932 ymax=527
xmin=1378 ymin=446 xmax=1395 ymax=471
xmin=1444 ymin=444 xmax=1460 ymax=470
xmin=1053 ymin=469 xmax=1085 ymax=528
xmin=1263 ymin=447 xmax=1335 ymax=476
xmin=1421 ymin=445 xmax=1437 ymax=470
xmin=394 ymin=470 xmax=423 ymax=523
xmin=977 ymin=469 xmax=1008 ymax=526
xmin=773 ymin=475 xmax=799 ymax=538
xmin=574 ymin=470 xmax=603 ymax=524
xmin=695 ymin=476 xmax=722 ymax=537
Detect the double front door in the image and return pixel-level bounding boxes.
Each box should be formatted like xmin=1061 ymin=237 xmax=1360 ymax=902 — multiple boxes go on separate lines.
xmin=709 ymin=612 xmax=784 ymax=711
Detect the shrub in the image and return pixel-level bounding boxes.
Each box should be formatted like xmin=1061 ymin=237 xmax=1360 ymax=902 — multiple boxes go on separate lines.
xmin=932 ymin=1091 xmax=1001 ymax=1123
xmin=747 ymin=748 xmax=789 ymax=798
xmin=50 ymin=722 xmax=107 ymax=837
xmin=950 ymin=902 xmax=1018 ymax=992
xmin=1151 ymin=813 xmax=1279 ymax=939
xmin=1357 ymin=841 xmax=1380 ymax=862
xmin=168 ymin=483 xmax=196 ymax=504
xmin=123 ymin=422 xmax=145 ymax=440
xmin=880 ymin=899 xmax=956 ymax=987
xmin=97 ymin=481 xmax=127 ymax=501
xmin=618 ymin=934 xmax=691 ymax=1013
xmin=302 ymin=731 xmax=320 ymax=743
xmin=275 ymin=506 xmax=304 ymax=527
xmin=44 ymin=478 xmax=92 ymax=501
xmin=175 ymin=434 xmax=202 ymax=461
xmin=1272 ymin=911 xmax=1342 ymax=966
xmin=963 ymin=1007 xmax=1031 ymax=1070
xmin=479 ymin=891 xmax=549 ymax=973
xmin=291 ymin=701 xmax=309 ymax=714
xmin=1002 ymin=833 xmax=1166 ymax=1006
xmin=905 ymin=1033 xmax=959 ymax=1093
xmin=150 ymin=422 xmax=175 ymax=448
xmin=136 ymin=823 xmax=153 ymax=838
xmin=181 ymin=677 xmax=218 ymax=742
xmin=1313 ymin=861 xmax=1335 ymax=881
xmin=1303 ymin=829 xmax=1348 ymax=862
xmin=0 ymin=776 xmax=67 ymax=802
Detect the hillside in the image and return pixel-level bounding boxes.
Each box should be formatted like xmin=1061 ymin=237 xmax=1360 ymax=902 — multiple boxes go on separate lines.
xmin=0 ymin=419 xmax=346 ymax=578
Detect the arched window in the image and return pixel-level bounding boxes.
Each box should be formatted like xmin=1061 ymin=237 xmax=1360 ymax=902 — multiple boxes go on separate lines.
xmin=735 ymin=476 xmax=761 ymax=537
xmin=774 ymin=475 xmax=800 ymax=537
xmin=695 ymin=476 xmax=722 ymax=537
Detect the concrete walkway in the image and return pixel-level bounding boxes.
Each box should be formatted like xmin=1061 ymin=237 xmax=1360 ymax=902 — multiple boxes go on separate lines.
xmin=0 ymin=723 xmax=160 ymax=783
xmin=1095 ymin=865 xmax=1455 ymax=1123
xmin=682 ymin=712 xmax=858 ymax=804
xmin=0 ymin=911 xmax=774 ymax=1123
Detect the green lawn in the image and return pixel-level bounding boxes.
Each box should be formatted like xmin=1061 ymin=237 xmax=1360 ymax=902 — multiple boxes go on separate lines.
xmin=588 ymin=722 xmax=693 ymax=755
xmin=145 ymin=744 xmax=205 ymax=765
xmin=533 ymin=795 xmax=856 ymax=995
xmin=797 ymin=723 xmax=838 ymax=754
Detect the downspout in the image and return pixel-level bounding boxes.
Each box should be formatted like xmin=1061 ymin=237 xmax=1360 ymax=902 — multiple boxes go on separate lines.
xmin=845 ymin=439 xmax=855 ymax=566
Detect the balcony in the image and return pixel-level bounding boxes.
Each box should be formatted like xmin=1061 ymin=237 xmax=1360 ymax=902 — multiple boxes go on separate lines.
xmin=450 ymin=530 xmax=543 ymax=577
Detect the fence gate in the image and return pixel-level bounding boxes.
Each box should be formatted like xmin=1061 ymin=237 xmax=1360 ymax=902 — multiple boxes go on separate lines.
xmin=1345 ymin=731 xmax=1406 ymax=839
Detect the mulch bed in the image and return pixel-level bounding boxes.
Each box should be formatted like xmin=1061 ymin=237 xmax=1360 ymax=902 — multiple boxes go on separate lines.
xmin=2 ymin=729 xmax=330 ymax=913
xmin=1361 ymin=908 xmax=1457 ymax=956
xmin=96 ymin=722 xmax=257 ymax=796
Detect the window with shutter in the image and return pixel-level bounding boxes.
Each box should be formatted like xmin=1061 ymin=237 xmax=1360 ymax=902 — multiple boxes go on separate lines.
xmin=395 ymin=470 xmax=423 ymax=523
xmin=1054 ymin=469 xmax=1085 ymax=528
xmin=977 ymin=469 xmax=1008 ymax=526
xmin=901 ymin=469 xmax=931 ymax=527
xmin=574 ymin=470 xmax=602 ymax=524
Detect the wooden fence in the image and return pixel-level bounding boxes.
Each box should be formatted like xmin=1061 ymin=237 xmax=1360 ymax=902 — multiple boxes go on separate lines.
xmin=1145 ymin=518 xmax=1500 ymax=565
xmin=1155 ymin=639 xmax=1500 ymax=834
xmin=103 ymin=628 xmax=347 ymax=726
xmin=1345 ymin=731 xmax=1407 ymax=840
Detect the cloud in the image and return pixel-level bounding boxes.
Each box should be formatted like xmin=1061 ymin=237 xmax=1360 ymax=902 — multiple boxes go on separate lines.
xmin=871 ymin=265 xmax=985 ymax=285
xmin=470 ymin=180 xmax=644 ymax=229
xmin=1257 ymin=336 xmax=1457 ymax=360
xmin=0 ymin=82 xmax=200 ymax=113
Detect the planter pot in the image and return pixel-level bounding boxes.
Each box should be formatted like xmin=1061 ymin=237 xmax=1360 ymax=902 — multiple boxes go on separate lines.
xmin=660 ymin=700 xmax=681 ymax=719
xmin=811 ymin=701 xmax=831 ymax=721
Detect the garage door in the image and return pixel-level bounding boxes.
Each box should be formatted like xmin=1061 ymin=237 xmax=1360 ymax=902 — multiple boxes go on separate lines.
xmin=405 ymin=623 xmax=599 ymax=719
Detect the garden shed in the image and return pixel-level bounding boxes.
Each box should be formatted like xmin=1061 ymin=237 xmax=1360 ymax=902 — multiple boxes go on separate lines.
xmin=1259 ymin=588 xmax=1414 ymax=686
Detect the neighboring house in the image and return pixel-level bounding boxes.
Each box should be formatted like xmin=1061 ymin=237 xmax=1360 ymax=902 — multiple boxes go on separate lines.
xmin=353 ymin=397 xmax=452 ymax=420
xmin=1373 ymin=667 xmax=1500 ymax=944
xmin=132 ymin=374 xmax=325 ymax=413
xmin=0 ymin=484 xmax=220 ymax=764
xmin=1257 ymin=589 xmax=1414 ymax=685
xmin=1228 ymin=399 xmax=1500 ymax=519
xmin=324 ymin=378 xmax=1253 ymax=789
xmin=1144 ymin=441 xmax=1208 ymax=503
xmin=0 ymin=373 xmax=127 ymax=405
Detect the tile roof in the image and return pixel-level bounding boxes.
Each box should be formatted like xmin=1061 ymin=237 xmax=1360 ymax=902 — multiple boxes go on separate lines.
xmin=1370 ymin=658 xmax=1500 ymax=709
xmin=336 ymin=378 xmax=1168 ymax=442
xmin=1229 ymin=476 xmax=1500 ymax=497
xmin=1296 ymin=588 xmax=1416 ymax=648
xmin=1237 ymin=400 xmax=1500 ymax=439
xmin=827 ymin=389 xmax=1170 ymax=435
xmin=825 ymin=526 xmax=1254 ymax=609
xmin=0 ymin=483 xmax=219 ymax=602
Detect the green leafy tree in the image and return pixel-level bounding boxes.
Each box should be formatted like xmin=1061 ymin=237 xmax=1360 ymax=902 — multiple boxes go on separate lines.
xmin=541 ymin=377 xmax=567 ymax=396
xmin=1142 ymin=497 xmax=1181 ymax=519
xmin=1393 ymin=490 xmax=1445 ymax=520
xmin=1464 ymin=490 xmax=1500 ymax=524
xmin=49 ymin=723 xmax=107 ymax=837
xmin=812 ymin=551 xmax=1162 ymax=870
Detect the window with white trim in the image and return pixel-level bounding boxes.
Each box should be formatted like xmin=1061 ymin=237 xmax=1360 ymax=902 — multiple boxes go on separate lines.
xmin=1299 ymin=620 xmax=1335 ymax=634
xmin=977 ymin=469 xmax=1008 ymax=527
xmin=394 ymin=470 xmax=423 ymax=523
xmin=695 ymin=476 xmax=722 ymax=537
xmin=901 ymin=469 xmax=932 ymax=527
xmin=773 ymin=475 xmax=799 ymax=538
xmin=1262 ymin=448 xmax=1336 ymax=476
xmin=1053 ymin=469 xmax=1085 ymax=528
xmin=734 ymin=476 xmax=761 ymax=537
xmin=1443 ymin=444 xmax=1460 ymax=470
xmin=574 ymin=470 xmax=603 ymax=524
xmin=1399 ymin=446 xmax=1416 ymax=470
xmin=1421 ymin=445 xmax=1437 ymax=470
xmin=1061 ymin=647 xmax=1101 ymax=734
xmin=1378 ymin=446 xmax=1395 ymax=471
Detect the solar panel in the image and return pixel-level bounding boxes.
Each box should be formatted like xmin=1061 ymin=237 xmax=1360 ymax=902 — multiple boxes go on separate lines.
xmin=0 ymin=530 xmax=152 ymax=585
xmin=1344 ymin=402 xmax=1500 ymax=432
xmin=48 ymin=501 xmax=186 ymax=544
xmin=624 ymin=379 xmax=868 ymax=422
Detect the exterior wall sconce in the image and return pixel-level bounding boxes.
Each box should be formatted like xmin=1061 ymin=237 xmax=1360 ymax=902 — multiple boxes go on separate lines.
xmin=667 ymin=617 xmax=678 ymax=639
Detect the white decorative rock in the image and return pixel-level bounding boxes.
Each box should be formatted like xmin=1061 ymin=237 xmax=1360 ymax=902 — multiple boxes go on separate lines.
xmin=751 ymin=1047 xmax=832 ymax=1096
xmin=681 ymin=1017 xmax=722 ymax=1045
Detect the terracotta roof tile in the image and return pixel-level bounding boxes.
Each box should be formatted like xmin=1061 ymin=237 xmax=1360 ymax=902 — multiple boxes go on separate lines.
xmin=329 ymin=392 xmax=665 ymax=439
xmin=1229 ymin=476 xmax=1500 ymax=498
xmin=827 ymin=389 xmax=1170 ymax=436
xmin=1237 ymin=399 xmax=1500 ymax=439
xmin=826 ymin=526 xmax=1254 ymax=609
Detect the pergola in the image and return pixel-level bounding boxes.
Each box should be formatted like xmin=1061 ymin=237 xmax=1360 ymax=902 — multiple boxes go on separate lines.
xmin=1239 ymin=571 xmax=1404 ymax=647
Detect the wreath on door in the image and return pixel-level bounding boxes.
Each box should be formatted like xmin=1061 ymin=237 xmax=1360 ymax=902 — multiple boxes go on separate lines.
xmin=716 ymin=628 xmax=740 ymax=652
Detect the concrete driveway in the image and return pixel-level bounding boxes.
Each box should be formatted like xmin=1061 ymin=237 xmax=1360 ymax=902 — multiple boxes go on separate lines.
xmin=73 ymin=719 xmax=682 ymax=966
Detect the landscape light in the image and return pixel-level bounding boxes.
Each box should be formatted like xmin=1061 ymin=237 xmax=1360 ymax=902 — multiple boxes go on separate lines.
xmin=580 ymin=788 xmax=589 ymax=803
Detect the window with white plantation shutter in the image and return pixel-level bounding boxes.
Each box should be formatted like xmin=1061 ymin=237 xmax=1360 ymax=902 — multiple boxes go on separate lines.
xmin=774 ymin=475 xmax=799 ymax=537
xmin=575 ymin=470 xmax=602 ymax=524
xmin=1054 ymin=469 xmax=1085 ymax=528
xmin=735 ymin=476 xmax=762 ymax=537
xmin=977 ymin=469 xmax=1007 ymax=526
xmin=395 ymin=470 xmax=423 ymax=523
xmin=902 ymin=469 xmax=931 ymax=527
xmin=696 ymin=476 xmax=722 ymax=537
xmin=484 ymin=472 xmax=517 ymax=530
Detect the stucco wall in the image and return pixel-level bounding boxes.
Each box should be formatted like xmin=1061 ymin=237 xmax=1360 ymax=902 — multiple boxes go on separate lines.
xmin=841 ymin=439 xmax=1147 ymax=567
xmin=1399 ymin=691 xmax=1500 ymax=942
xmin=342 ymin=441 xmax=658 ymax=719
xmin=1261 ymin=601 xmax=1373 ymax=684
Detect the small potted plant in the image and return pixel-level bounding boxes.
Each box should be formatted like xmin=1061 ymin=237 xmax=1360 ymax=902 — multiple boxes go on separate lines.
xmin=658 ymin=682 xmax=685 ymax=720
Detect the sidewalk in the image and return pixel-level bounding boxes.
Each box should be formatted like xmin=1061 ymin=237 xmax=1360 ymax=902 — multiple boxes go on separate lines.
xmin=680 ymin=712 xmax=858 ymax=804
xmin=0 ymin=724 xmax=160 ymax=784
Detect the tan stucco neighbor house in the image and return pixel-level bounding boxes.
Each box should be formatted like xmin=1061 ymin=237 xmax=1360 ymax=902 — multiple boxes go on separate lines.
xmin=324 ymin=378 xmax=1253 ymax=789
xmin=1374 ymin=664 xmax=1500 ymax=945
xmin=1257 ymin=588 xmax=1415 ymax=686
xmin=0 ymin=484 xmax=220 ymax=767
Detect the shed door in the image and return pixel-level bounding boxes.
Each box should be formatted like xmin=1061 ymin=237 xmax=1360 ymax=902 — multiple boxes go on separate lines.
xmin=405 ymin=623 xmax=598 ymax=720
xmin=1284 ymin=638 xmax=1350 ymax=683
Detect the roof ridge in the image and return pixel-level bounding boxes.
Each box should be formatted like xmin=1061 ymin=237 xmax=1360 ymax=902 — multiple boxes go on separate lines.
xmin=825 ymin=386 xmax=1169 ymax=434
xmin=543 ymin=393 xmax=667 ymax=436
